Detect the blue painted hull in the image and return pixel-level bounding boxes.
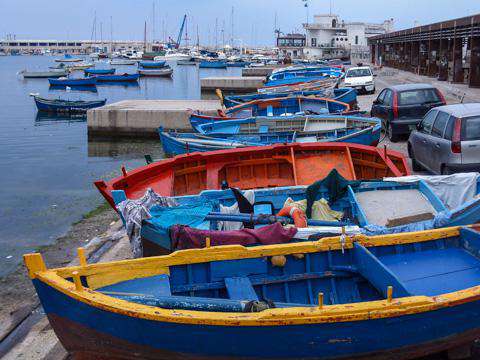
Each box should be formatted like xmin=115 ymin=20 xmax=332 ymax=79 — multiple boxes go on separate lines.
xmin=48 ymin=77 xmax=97 ymax=86
xmin=34 ymin=96 xmax=106 ymax=113
xmin=84 ymin=68 xmax=115 ymax=75
xmin=33 ymin=279 xmax=480 ymax=359
xmin=159 ymin=124 xmax=381 ymax=156
xmin=264 ymin=75 xmax=329 ymax=88
xmin=95 ymin=73 xmax=140 ymax=82
xmin=223 ymin=88 xmax=357 ymax=108
xmin=199 ymin=60 xmax=228 ymax=69
xmin=139 ymin=60 xmax=166 ymax=68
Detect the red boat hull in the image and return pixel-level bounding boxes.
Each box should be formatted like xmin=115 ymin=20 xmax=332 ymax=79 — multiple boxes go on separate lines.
xmin=95 ymin=143 xmax=410 ymax=209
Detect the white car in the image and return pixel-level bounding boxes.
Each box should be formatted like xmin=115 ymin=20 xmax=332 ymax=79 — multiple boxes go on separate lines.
xmin=343 ymin=66 xmax=376 ymax=94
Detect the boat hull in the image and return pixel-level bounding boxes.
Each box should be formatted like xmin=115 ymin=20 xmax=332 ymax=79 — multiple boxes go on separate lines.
xmin=34 ymin=279 xmax=480 ymax=360
xmin=94 ymin=142 xmax=410 ymax=209
xmin=84 ymin=69 xmax=115 ymax=75
xmin=94 ymin=74 xmax=140 ymax=82
xmin=138 ymin=68 xmax=173 ymax=77
xmin=48 ymin=78 xmax=97 ymax=86
xmin=34 ymin=97 xmax=106 ymax=113
xmin=199 ymin=61 xmax=227 ymax=69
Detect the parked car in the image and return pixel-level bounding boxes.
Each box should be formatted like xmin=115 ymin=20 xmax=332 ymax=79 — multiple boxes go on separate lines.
xmin=370 ymin=84 xmax=446 ymax=142
xmin=343 ymin=66 xmax=375 ymax=94
xmin=408 ymin=103 xmax=480 ymax=174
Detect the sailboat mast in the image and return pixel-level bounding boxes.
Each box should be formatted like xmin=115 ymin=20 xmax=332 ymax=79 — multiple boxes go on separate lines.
xmin=144 ymin=21 xmax=147 ymax=52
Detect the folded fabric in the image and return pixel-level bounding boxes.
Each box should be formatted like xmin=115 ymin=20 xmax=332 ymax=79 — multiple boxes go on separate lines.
xmin=171 ymin=222 xmax=298 ymax=250
xmin=283 ymin=197 xmax=343 ymax=221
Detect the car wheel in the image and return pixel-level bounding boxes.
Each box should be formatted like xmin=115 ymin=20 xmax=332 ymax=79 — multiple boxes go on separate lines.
xmin=408 ymin=145 xmax=422 ymax=171
xmin=386 ymin=122 xmax=400 ymax=142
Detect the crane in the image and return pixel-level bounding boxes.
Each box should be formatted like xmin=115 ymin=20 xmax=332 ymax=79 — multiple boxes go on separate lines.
xmin=176 ymin=15 xmax=187 ymax=49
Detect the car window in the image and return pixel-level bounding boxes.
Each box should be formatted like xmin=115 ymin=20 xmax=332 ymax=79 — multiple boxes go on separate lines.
xmin=376 ymin=90 xmax=387 ymax=104
xmin=383 ymin=90 xmax=393 ymax=107
xmin=398 ymin=89 xmax=441 ymax=106
xmin=443 ymin=116 xmax=456 ymax=140
xmin=420 ymin=110 xmax=437 ymax=134
xmin=431 ymin=111 xmax=450 ymax=137
xmin=346 ymin=68 xmax=371 ymax=78
xmin=462 ymin=116 xmax=480 ymax=141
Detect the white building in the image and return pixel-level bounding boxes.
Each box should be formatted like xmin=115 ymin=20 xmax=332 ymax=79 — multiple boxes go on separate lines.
xmin=303 ymin=14 xmax=393 ymax=62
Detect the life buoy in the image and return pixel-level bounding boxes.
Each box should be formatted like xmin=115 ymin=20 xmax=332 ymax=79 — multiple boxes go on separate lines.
xmin=277 ymin=206 xmax=307 ymax=228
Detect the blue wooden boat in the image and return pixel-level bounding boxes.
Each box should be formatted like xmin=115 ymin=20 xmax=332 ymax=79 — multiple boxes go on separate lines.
xmin=258 ymin=77 xmax=340 ymax=94
xmin=189 ymin=96 xmax=351 ymax=126
xmin=84 ymin=68 xmax=115 ymax=75
xmin=111 ymin=174 xmax=480 ymax=255
xmin=138 ymin=60 xmax=166 ymax=68
xmin=221 ymin=88 xmax=357 ymax=108
xmin=94 ymin=73 xmax=140 ymax=82
xmin=48 ymin=77 xmax=97 ymax=86
xmin=264 ymin=71 xmax=343 ymax=88
xmin=268 ymin=67 xmax=343 ymax=82
xmin=33 ymin=96 xmax=106 ymax=113
xmin=25 ymin=225 xmax=480 ymax=359
xmin=199 ymin=60 xmax=227 ymax=69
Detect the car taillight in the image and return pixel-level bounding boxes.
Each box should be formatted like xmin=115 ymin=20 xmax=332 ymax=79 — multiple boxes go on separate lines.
xmin=451 ymin=117 xmax=462 ymax=154
xmin=436 ymin=89 xmax=447 ymax=105
xmin=392 ymin=92 xmax=399 ymax=119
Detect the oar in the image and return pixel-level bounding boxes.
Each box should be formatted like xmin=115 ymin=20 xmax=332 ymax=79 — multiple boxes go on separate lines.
xmin=204 ymin=212 xmax=347 ymax=227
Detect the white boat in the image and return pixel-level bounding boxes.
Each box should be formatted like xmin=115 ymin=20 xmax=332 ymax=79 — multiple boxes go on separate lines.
xmin=109 ymin=59 xmax=138 ymax=66
xmin=54 ymin=55 xmax=82 ymax=63
xmin=154 ymin=51 xmax=191 ymax=61
xmin=138 ymin=67 xmax=173 ymax=77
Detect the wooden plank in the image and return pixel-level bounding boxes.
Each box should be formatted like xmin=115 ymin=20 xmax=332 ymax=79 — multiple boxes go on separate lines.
xmin=386 ymin=212 xmax=435 ymax=228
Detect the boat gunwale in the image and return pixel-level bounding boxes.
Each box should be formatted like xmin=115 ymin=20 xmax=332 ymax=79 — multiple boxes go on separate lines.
xmin=25 ymin=225 xmax=480 ymax=326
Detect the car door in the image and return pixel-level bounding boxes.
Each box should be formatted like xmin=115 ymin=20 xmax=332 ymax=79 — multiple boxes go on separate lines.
xmin=412 ymin=109 xmax=438 ymax=171
xmin=371 ymin=89 xmax=387 ymax=118
xmin=461 ymin=115 xmax=480 ymax=166
xmin=427 ymin=111 xmax=451 ymax=174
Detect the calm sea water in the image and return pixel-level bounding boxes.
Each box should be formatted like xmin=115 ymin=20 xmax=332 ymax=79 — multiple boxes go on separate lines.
xmin=0 ymin=55 xmax=241 ymax=276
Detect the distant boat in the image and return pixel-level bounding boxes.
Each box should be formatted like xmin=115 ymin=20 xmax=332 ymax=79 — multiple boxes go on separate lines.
xmin=33 ymin=96 xmax=106 ymax=113
xmin=54 ymin=54 xmax=82 ymax=63
xmin=65 ymin=62 xmax=94 ymax=70
xmin=94 ymin=73 xmax=140 ymax=82
xmin=177 ymin=58 xmax=197 ymax=65
xmin=138 ymin=67 xmax=173 ymax=77
xmin=48 ymin=77 xmax=97 ymax=87
xmin=199 ymin=60 xmax=227 ymax=69
xmin=154 ymin=52 xmax=191 ymax=61
xmin=138 ymin=60 xmax=166 ymax=68
xmin=21 ymin=69 xmax=68 ymax=78
xmin=84 ymin=68 xmax=116 ymax=75
xmin=109 ymin=59 xmax=137 ymax=66
xmin=226 ymin=61 xmax=250 ymax=67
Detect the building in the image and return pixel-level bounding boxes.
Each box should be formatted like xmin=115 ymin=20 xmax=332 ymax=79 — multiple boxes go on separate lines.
xmin=277 ymin=33 xmax=306 ymax=59
xmin=0 ymin=39 xmax=149 ymax=55
xmin=303 ymin=14 xmax=393 ymax=62
xmin=368 ymin=14 xmax=480 ymax=88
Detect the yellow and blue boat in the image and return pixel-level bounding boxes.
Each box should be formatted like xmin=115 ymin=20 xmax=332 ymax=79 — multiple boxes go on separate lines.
xmin=26 ymin=225 xmax=480 ymax=359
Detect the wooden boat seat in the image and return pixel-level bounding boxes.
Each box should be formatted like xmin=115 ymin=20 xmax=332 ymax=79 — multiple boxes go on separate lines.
xmin=225 ymin=277 xmax=259 ymax=301
xmin=99 ymin=274 xmax=172 ymax=297
xmin=353 ymin=243 xmax=411 ymax=299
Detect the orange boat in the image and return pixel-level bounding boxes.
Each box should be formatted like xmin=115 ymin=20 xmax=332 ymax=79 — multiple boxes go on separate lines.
xmin=95 ymin=142 xmax=410 ymax=209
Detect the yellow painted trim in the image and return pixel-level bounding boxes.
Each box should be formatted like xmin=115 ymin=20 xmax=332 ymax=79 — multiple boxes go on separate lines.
xmin=26 ymin=226 xmax=480 ymax=327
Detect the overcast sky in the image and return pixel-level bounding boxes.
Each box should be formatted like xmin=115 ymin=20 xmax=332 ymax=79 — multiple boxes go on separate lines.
xmin=1 ymin=0 xmax=479 ymax=46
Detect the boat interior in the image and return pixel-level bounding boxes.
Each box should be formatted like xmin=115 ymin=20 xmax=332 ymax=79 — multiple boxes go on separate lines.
xmin=79 ymin=227 xmax=480 ymax=311
xmin=96 ymin=145 xmax=408 ymax=202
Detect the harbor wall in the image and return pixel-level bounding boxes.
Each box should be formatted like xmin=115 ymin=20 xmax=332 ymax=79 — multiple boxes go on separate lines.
xmin=87 ymin=99 xmax=221 ymax=138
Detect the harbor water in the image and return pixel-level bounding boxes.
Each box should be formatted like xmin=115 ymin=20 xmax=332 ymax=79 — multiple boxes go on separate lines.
xmin=0 ymin=55 xmax=241 ymax=277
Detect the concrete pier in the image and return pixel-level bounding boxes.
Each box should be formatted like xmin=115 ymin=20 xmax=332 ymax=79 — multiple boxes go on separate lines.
xmin=87 ymin=99 xmax=221 ymax=137
xmin=242 ymin=67 xmax=278 ymax=77
xmin=201 ymin=76 xmax=265 ymax=92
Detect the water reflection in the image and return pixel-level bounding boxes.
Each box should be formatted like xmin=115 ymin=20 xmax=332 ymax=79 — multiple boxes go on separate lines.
xmin=48 ymin=85 xmax=98 ymax=92
xmin=35 ymin=112 xmax=86 ymax=125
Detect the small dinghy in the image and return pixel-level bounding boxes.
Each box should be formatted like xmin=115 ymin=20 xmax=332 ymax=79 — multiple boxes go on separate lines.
xmin=48 ymin=77 xmax=97 ymax=87
xmin=109 ymin=59 xmax=138 ymax=66
xmin=138 ymin=60 xmax=166 ymax=68
xmin=25 ymin=225 xmax=480 ymax=359
xmin=33 ymin=96 xmax=106 ymax=113
xmin=21 ymin=69 xmax=68 ymax=78
xmin=84 ymin=68 xmax=116 ymax=75
xmin=94 ymin=73 xmax=140 ymax=82
xmin=199 ymin=60 xmax=227 ymax=69
xmin=138 ymin=67 xmax=173 ymax=77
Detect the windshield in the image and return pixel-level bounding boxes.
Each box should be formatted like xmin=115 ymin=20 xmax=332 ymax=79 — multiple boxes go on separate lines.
xmin=346 ymin=68 xmax=371 ymax=78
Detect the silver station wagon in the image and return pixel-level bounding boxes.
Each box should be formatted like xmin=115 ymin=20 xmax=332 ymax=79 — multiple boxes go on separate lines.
xmin=408 ymin=103 xmax=480 ymax=174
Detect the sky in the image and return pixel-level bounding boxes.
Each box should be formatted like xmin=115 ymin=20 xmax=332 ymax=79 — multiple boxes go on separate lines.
xmin=1 ymin=0 xmax=480 ymax=46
